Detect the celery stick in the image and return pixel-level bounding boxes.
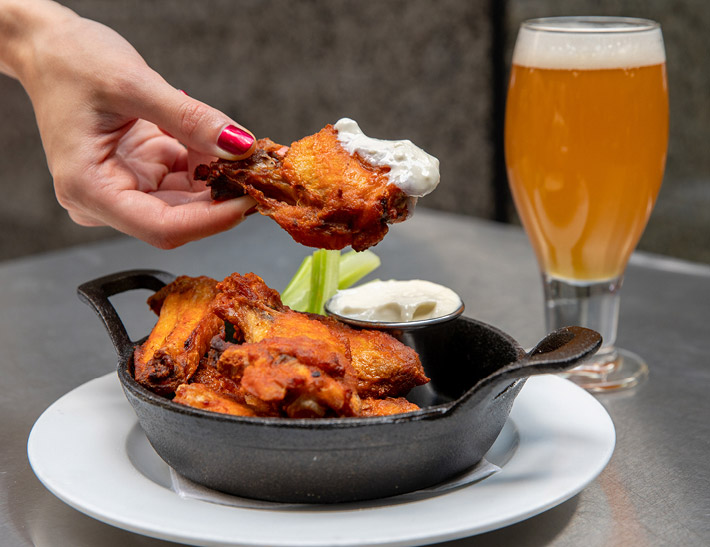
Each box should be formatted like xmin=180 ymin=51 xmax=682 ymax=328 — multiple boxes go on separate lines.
xmin=307 ymin=249 xmax=340 ymax=314
xmin=282 ymin=248 xmax=381 ymax=314
xmin=281 ymin=255 xmax=312 ymax=311
xmin=337 ymin=250 xmax=381 ymax=289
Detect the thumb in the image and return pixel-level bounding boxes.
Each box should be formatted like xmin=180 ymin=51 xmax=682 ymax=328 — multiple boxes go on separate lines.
xmin=129 ymin=82 xmax=256 ymax=161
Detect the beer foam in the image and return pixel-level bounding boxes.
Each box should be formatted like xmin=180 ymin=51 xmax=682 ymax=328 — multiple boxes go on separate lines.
xmin=513 ymin=24 xmax=665 ymax=70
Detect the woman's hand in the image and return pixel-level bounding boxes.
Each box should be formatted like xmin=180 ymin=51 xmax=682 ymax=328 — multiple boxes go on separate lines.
xmin=2 ymin=0 xmax=257 ymax=248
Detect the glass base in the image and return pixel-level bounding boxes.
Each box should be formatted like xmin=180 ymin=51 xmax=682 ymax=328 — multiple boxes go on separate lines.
xmin=559 ymin=348 xmax=648 ymax=392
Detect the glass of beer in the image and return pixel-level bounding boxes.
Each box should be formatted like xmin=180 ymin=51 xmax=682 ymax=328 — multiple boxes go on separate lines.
xmin=504 ymin=17 xmax=668 ymax=391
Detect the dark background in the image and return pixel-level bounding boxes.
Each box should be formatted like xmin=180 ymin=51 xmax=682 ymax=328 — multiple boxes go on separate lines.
xmin=1 ymin=0 xmax=707 ymax=264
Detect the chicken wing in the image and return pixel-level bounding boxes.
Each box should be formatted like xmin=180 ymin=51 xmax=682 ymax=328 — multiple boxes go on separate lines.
xmin=174 ymin=383 xmax=256 ymax=417
xmin=359 ymin=397 xmax=421 ymax=417
xmin=133 ymin=276 xmax=222 ymax=396
xmin=213 ymin=272 xmax=427 ymax=401
xmin=190 ymin=360 xmax=245 ymax=401
xmin=211 ymin=272 xmax=361 ymax=417
xmin=134 ymin=271 xmax=430 ymax=418
xmin=193 ymin=343 xmax=281 ymax=416
xmin=219 ymin=337 xmax=361 ymax=418
xmin=194 ymin=125 xmax=413 ymax=251
xmin=316 ymin=315 xmax=429 ymax=398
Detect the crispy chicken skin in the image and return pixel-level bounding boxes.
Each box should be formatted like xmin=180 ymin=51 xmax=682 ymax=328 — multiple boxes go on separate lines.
xmin=192 ymin=352 xmax=279 ymax=417
xmin=135 ymin=271 xmax=428 ymax=417
xmin=360 ymin=397 xmax=422 ymax=417
xmin=212 ymin=272 xmax=361 ymax=417
xmin=316 ymin=315 xmax=429 ymax=398
xmin=219 ymin=338 xmax=361 ymax=418
xmin=133 ymin=276 xmax=222 ymax=396
xmin=213 ymin=272 xmax=428 ymax=401
xmin=194 ymin=125 xmax=413 ymax=251
xmin=190 ymin=361 xmax=245 ymax=402
xmin=174 ymin=383 xmax=256 ymax=416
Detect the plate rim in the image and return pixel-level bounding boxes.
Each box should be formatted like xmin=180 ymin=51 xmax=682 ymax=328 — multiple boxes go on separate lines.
xmin=27 ymin=373 xmax=615 ymax=547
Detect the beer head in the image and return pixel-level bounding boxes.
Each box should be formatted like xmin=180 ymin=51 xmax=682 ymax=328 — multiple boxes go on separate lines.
xmin=513 ymin=17 xmax=666 ymax=70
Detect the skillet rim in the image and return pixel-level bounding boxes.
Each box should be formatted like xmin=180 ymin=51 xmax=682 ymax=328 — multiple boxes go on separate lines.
xmin=118 ymin=314 xmax=525 ymax=429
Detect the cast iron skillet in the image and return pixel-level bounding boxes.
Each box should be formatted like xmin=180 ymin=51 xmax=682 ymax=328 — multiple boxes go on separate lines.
xmin=78 ymin=269 xmax=602 ymax=504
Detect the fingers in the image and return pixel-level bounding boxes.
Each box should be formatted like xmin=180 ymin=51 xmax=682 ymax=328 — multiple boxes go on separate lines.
xmin=67 ymin=209 xmax=105 ymax=227
xmin=63 ymin=180 xmax=257 ymax=247
xmin=126 ymin=80 xmax=256 ymax=161
xmin=147 ymin=188 xmax=212 ymax=206
xmin=100 ymin=191 xmax=258 ymax=249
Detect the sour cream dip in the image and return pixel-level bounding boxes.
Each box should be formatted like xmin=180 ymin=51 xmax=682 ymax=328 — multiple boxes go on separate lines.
xmin=333 ymin=118 xmax=440 ymax=197
xmin=327 ymin=279 xmax=462 ymax=323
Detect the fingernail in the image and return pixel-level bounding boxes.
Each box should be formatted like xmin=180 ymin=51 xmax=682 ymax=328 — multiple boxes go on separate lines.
xmin=218 ymin=125 xmax=254 ymax=156
xmin=244 ymin=205 xmax=259 ymax=217
xmin=179 ymin=89 xmax=188 ymax=95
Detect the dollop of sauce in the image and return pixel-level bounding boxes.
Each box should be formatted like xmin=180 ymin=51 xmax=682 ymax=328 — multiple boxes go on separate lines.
xmin=333 ymin=118 xmax=440 ymax=197
xmin=328 ymin=279 xmax=462 ymax=323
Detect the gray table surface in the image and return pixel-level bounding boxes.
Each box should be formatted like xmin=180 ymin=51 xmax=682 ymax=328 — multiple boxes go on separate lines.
xmin=1 ymin=209 xmax=708 ymax=547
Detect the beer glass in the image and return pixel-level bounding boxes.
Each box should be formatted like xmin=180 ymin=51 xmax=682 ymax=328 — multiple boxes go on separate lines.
xmin=504 ymin=17 xmax=668 ymax=391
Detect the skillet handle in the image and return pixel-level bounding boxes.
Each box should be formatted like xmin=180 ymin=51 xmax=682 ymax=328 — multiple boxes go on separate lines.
xmin=77 ymin=269 xmax=176 ymax=361
xmin=493 ymin=325 xmax=602 ymax=385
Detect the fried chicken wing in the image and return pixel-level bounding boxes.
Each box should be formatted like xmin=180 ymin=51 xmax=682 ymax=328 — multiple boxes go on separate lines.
xmin=134 ymin=270 xmax=430 ymax=418
xmin=190 ymin=361 xmax=244 ymax=400
xmin=213 ymin=272 xmax=427 ymax=401
xmin=360 ymin=397 xmax=421 ymax=417
xmin=212 ymin=272 xmax=361 ymax=417
xmin=211 ymin=271 xmax=288 ymax=343
xmin=174 ymin=383 xmax=256 ymax=416
xmin=317 ymin=316 xmax=429 ymax=398
xmin=133 ymin=276 xmax=222 ymax=396
xmin=193 ymin=355 xmax=280 ymax=417
xmin=220 ymin=337 xmax=361 ymax=418
xmin=194 ymin=124 xmax=414 ymax=251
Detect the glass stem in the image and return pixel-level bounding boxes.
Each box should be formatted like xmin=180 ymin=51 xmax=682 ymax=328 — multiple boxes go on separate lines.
xmin=543 ymin=274 xmax=623 ymax=369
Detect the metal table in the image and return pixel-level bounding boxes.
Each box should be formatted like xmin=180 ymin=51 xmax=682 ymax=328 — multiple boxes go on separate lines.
xmin=1 ymin=209 xmax=708 ymax=546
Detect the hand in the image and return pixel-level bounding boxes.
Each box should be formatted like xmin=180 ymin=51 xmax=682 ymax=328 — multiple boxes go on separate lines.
xmin=5 ymin=1 xmax=257 ymax=248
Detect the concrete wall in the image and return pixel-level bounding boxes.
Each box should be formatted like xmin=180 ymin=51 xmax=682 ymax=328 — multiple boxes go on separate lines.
xmin=1 ymin=0 xmax=707 ymax=264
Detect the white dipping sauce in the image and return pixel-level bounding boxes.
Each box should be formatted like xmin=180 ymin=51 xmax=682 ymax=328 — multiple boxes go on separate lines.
xmin=328 ymin=279 xmax=462 ymax=323
xmin=333 ymin=118 xmax=440 ymax=197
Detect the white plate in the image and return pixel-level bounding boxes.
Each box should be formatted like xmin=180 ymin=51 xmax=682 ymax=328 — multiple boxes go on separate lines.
xmin=28 ymin=373 xmax=615 ymax=547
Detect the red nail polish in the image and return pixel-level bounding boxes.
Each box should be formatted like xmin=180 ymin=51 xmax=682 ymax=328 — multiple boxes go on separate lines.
xmin=218 ymin=125 xmax=254 ymax=156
